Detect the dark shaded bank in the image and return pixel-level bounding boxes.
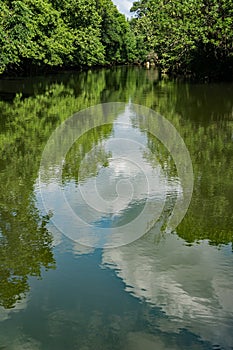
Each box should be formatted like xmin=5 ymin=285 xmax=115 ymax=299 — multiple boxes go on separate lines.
xmin=0 ymin=62 xmax=135 ymax=79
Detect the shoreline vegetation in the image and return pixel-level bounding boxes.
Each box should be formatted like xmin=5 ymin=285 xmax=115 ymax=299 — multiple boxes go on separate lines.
xmin=0 ymin=0 xmax=232 ymax=80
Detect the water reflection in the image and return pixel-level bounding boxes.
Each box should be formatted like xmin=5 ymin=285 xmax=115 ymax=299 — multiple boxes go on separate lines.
xmin=102 ymin=231 xmax=233 ymax=348
xmin=0 ymin=68 xmax=145 ymax=310
xmin=0 ymin=67 xmax=233 ymax=349
xmin=0 ymin=135 xmax=55 ymax=309
xmin=38 ymin=104 xmax=182 ymax=248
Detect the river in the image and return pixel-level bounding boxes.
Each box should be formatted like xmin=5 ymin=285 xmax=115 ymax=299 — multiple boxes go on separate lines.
xmin=0 ymin=67 xmax=233 ymax=349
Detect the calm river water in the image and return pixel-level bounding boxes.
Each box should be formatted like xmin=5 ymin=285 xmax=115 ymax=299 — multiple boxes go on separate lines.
xmin=0 ymin=67 xmax=233 ymax=349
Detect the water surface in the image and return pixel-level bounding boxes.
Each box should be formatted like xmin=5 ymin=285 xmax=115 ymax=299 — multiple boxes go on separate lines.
xmin=0 ymin=67 xmax=233 ymax=349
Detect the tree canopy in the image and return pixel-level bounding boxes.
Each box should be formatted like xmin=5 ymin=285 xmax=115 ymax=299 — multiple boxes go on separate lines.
xmin=0 ymin=0 xmax=137 ymax=75
xmin=130 ymin=0 xmax=233 ymax=79
xmin=0 ymin=0 xmax=232 ymax=78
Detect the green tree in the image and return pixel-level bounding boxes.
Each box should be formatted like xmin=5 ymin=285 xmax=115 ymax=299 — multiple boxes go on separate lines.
xmin=0 ymin=0 xmax=74 ymax=74
xmin=97 ymin=0 xmax=137 ymax=64
xmin=0 ymin=0 xmax=138 ymax=75
xmin=131 ymin=0 xmax=233 ymax=78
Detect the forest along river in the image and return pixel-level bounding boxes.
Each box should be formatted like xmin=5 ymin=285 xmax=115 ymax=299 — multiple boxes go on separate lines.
xmin=0 ymin=67 xmax=233 ymax=350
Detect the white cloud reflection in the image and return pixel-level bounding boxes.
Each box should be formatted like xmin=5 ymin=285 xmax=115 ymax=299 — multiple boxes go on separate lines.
xmin=102 ymin=232 xmax=233 ymax=348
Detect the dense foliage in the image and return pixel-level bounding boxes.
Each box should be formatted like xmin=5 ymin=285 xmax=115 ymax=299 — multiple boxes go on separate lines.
xmin=0 ymin=0 xmax=136 ymax=74
xmin=131 ymin=0 xmax=233 ymax=78
xmin=0 ymin=0 xmax=232 ymax=78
